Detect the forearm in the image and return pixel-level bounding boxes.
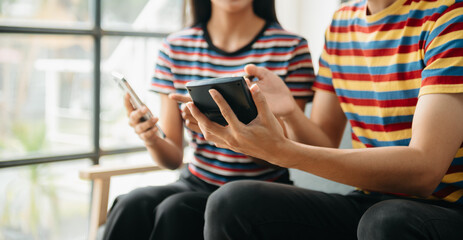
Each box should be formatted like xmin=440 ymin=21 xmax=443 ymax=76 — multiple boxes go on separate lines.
xmin=142 ymin=94 xmax=185 ymax=170
xmin=188 ymin=80 xmax=463 ymax=199
xmin=270 ymin=140 xmax=439 ymax=197
xmin=283 ymin=108 xmax=339 ymax=148
xmin=267 ymin=93 xmax=463 ymax=197
xmin=146 ymin=138 xmax=184 ymax=170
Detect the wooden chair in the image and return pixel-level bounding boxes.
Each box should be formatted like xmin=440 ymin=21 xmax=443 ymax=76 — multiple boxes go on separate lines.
xmin=79 ymin=162 xmax=184 ymax=240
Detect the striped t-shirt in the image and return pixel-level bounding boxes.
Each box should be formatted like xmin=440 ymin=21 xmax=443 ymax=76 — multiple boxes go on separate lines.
xmin=151 ymin=22 xmax=315 ymax=185
xmin=313 ymin=0 xmax=463 ymax=203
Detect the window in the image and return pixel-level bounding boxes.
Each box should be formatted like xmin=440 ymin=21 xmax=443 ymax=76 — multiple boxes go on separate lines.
xmin=0 ymin=0 xmax=350 ymax=238
xmin=0 ymin=0 xmax=184 ymax=239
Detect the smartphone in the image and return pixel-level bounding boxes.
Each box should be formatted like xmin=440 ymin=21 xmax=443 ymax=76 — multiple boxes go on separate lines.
xmin=112 ymin=72 xmax=166 ymax=139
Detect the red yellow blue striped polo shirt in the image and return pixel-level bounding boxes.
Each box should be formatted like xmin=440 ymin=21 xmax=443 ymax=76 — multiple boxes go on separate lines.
xmin=151 ymin=22 xmax=315 ymax=185
xmin=313 ymin=0 xmax=463 ymax=203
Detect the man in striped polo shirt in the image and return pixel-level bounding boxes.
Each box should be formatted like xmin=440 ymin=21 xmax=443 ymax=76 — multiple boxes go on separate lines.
xmin=188 ymin=0 xmax=463 ymax=239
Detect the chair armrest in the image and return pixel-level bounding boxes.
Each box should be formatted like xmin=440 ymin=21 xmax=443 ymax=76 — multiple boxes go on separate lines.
xmin=79 ymin=163 xmax=163 ymax=180
xmin=80 ymin=162 xmax=171 ymax=240
xmin=80 ymin=161 xmax=188 ymax=240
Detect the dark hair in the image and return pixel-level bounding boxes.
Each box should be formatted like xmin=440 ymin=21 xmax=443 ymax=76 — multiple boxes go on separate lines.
xmin=189 ymin=0 xmax=279 ymax=26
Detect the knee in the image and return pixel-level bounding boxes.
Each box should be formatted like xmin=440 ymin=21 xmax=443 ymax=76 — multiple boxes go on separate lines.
xmin=150 ymin=193 xmax=209 ymax=239
xmin=205 ymin=181 xmax=267 ymax=222
xmin=112 ymin=187 xmax=157 ymax=214
xmin=204 ymin=181 xmax=268 ymax=239
xmin=156 ymin=192 xmax=208 ymax=219
xmin=358 ymin=199 xmax=418 ymax=239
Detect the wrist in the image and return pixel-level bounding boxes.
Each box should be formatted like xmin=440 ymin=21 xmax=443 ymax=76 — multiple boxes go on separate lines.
xmin=280 ymin=103 xmax=304 ymax=124
xmin=265 ymin=137 xmax=296 ymax=167
xmin=145 ymin=137 xmax=163 ymax=149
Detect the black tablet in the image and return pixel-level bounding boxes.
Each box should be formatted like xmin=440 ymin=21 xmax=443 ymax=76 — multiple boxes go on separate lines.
xmin=185 ymin=76 xmax=257 ymax=126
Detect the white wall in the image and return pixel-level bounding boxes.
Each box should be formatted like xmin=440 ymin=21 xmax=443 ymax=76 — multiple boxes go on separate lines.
xmin=275 ymin=0 xmax=341 ymax=72
xmin=275 ymin=1 xmax=355 ymax=194
xmin=275 ymin=0 xmax=352 ymax=150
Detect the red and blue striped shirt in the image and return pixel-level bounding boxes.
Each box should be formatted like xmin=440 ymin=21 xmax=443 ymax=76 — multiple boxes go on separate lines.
xmin=151 ymin=22 xmax=315 ymax=185
xmin=313 ymin=0 xmax=463 ymax=203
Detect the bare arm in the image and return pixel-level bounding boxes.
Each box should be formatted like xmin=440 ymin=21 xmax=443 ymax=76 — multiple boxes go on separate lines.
xmin=283 ymin=91 xmax=347 ymax=148
xmin=244 ymin=65 xmax=346 ymax=148
xmin=126 ymin=93 xmax=184 ymax=169
xmin=280 ymin=93 xmax=463 ymax=196
xmin=187 ymin=84 xmax=463 ymax=197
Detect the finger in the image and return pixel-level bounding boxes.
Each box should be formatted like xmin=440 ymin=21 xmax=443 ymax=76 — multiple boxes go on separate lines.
xmin=186 ymin=102 xmax=226 ymax=139
xmin=181 ymin=110 xmax=187 ymax=119
xmin=181 ymin=103 xmax=190 ymax=114
xmin=244 ymin=64 xmax=272 ymax=81
xmin=129 ymin=106 xmax=149 ymax=126
xmin=181 ymin=104 xmax=196 ymax=122
xmin=140 ymin=127 xmax=159 ymax=141
xmin=135 ymin=117 xmax=158 ymax=134
xmin=169 ymin=93 xmax=192 ymax=103
xmin=182 ymin=111 xmax=198 ymax=125
xmin=249 ymin=84 xmax=274 ymax=121
xmin=243 ymin=76 xmax=252 ymax=88
xmin=209 ymin=89 xmax=242 ymax=128
xmin=186 ymin=102 xmax=213 ymax=126
xmin=185 ymin=119 xmax=201 ymax=133
xmin=182 ymin=111 xmax=198 ymax=124
xmin=124 ymin=93 xmax=135 ymax=115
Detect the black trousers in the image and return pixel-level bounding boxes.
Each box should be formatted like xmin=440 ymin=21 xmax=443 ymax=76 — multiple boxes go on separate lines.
xmin=204 ymin=180 xmax=463 ymax=240
xmin=103 ymin=167 xmax=292 ymax=240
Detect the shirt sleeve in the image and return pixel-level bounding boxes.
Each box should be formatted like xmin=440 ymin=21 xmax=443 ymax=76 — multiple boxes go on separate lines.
xmin=150 ymin=39 xmax=176 ymax=95
xmin=313 ymin=32 xmax=336 ymax=94
xmin=284 ymin=38 xmax=316 ymax=100
xmin=420 ymin=3 xmax=463 ymax=97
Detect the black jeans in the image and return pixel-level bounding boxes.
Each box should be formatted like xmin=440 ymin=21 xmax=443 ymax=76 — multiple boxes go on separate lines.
xmin=103 ymin=167 xmax=292 ymax=240
xmin=204 ymin=180 xmax=463 ymax=240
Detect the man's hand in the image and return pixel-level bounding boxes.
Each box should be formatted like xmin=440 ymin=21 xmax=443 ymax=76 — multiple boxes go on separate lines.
xmin=244 ymin=64 xmax=298 ymax=118
xmin=187 ymin=84 xmax=287 ymax=163
xmin=169 ymin=93 xmax=202 ymax=133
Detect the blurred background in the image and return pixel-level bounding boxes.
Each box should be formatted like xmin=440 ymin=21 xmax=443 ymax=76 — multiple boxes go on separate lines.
xmin=0 ymin=0 xmax=350 ymax=239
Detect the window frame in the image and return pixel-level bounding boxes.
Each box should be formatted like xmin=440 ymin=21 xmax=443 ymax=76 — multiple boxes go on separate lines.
xmin=0 ymin=0 xmax=185 ymax=168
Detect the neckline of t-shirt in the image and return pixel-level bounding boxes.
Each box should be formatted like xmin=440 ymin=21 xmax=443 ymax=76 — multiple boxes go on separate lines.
xmin=363 ymin=0 xmax=407 ymax=23
xmin=202 ymin=21 xmax=270 ymax=56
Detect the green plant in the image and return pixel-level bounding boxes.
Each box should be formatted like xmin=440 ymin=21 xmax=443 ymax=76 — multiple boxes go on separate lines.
xmin=1 ymin=120 xmax=60 ymax=239
xmin=11 ymin=121 xmax=46 ymax=153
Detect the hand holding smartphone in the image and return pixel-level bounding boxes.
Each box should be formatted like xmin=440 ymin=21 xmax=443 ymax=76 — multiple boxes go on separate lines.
xmin=112 ymin=72 xmax=166 ymax=139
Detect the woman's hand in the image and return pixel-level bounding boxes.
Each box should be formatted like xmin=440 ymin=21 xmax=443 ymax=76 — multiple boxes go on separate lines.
xmin=124 ymin=93 xmax=162 ymax=145
xmin=244 ymin=64 xmax=299 ymax=118
xmin=168 ymin=93 xmax=202 ymax=133
xmin=187 ymin=84 xmax=288 ymax=163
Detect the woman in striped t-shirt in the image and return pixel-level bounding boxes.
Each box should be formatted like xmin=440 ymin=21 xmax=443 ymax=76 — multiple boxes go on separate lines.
xmin=103 ymin=0 xmax=314 ymax=239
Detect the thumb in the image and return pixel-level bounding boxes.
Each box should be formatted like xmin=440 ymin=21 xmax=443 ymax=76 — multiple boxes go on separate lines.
xmin=244 ymin=64 xmax=272 ymax=80
xmin=169 ymin=93 xmax=192 ymax=103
